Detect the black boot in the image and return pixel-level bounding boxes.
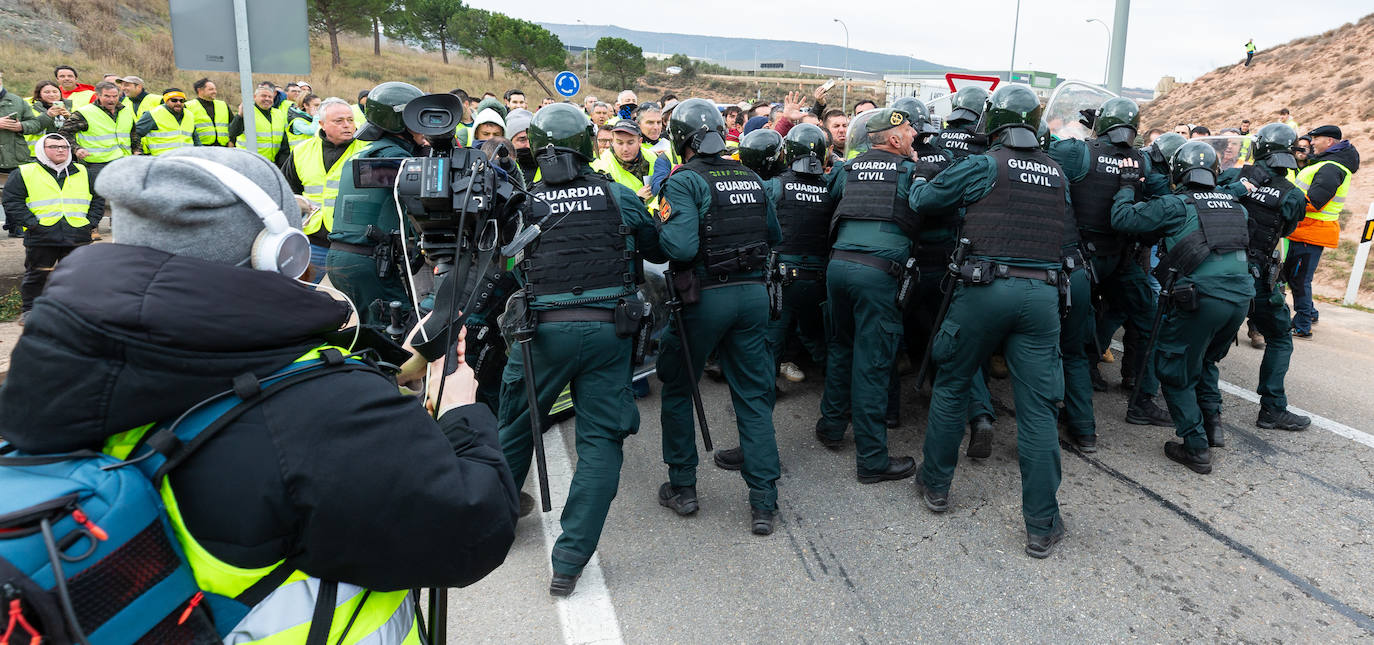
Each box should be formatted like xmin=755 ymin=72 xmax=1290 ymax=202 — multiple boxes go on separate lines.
xmin=857 ymin=456 xmax=916 ymax=484
xmin=1126 ymin=394 xmax=1173 ymax=427
xmin=1257 ymin=407 xmax=1312 ymax=431
xmin=713 ymin=446 xmax=743 ymax=471
xmin=1089 ymin=363 xmax=1108 ymax=392
xmin=1203 ymin=414 xmax=1224 ymax=448
xmin=657 ymin=482 xmax=699 ymax=516
xmin=751 ymin=508 xmax=776 ymax=536
xmin=966 ymin=414 xmax=994 ymax=459
xmin=1063 ymin=431 xmax=1098 ymax=454
xmin=549 ymin=573 xmax=580 ymax=597
xmin=915 ymin=478 xmax=949 ymax=513
xmin=1164 ymin=441 xmax=1212 ymax=474
xmin=1025 ymin=521 xmax=1066 ymax=558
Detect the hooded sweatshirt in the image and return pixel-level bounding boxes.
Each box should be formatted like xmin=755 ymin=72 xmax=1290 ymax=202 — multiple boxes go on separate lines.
xmin=0 ymin=243 xmax=518 ymax=590
xmin=0 ymin=133 xmax=105 ymax=246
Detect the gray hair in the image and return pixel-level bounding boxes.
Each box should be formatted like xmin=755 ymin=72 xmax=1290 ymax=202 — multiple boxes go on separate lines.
xmin=594 ymin=102 xmax=611 ymax=110
xmin=317 ymin=97 xmax=352 ymax=118
xmin=94 ymin=81 xmax=119 ymax=94
xmin=867 ymin=130 xmax=890 ymax=146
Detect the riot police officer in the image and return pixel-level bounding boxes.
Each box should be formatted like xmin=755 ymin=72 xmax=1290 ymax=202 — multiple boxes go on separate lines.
xmin=890 ymin=96 xmax=998 ymax=456
xmin=936 ymin=86 xmax=989 ymax=160
xmin=327 ymin=82 xmax=425 ymax=325
xmin=656 ymin=98 xmax=783 ymax=536
xmin=817 ymin=108 xmax=921 ymax=484
xmin=497 ymin=104 xmax=664 ymax=597
xmin=1111 ymin=142 xmax=1255 ymax=474
xmin=737 ymin=128 xmax=785 ymax=180
xmin=1048 ymin=97 xmax=1172 ymax=428
xmin=1218 ymin=123 xmax=1312 ymax=434
xmin=910 ymin=84 xmax=1070 ymax=558
xmin=714 ymin=123 xmax=834 ymax=472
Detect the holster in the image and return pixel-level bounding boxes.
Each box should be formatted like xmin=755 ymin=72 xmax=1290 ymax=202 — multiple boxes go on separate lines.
xmin=615 ymin=295 xmax=650 ymax=338
xmin=1172 ymin=283 xmax=1200 ymax=312
xmin=672 ymin=269 xmax=701 ymax=305
xmin=895 ymin=257 xmax=919 ymax=310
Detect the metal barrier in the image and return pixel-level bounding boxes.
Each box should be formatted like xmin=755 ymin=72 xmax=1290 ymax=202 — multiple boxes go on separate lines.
xmin=1344 ymin=203 xmax=1374 ymax=305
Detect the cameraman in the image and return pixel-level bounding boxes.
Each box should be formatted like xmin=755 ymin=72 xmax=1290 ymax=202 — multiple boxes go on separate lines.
xmin=328 ymin=82 xmax=427 ymax=325
xmin=0 ymin=147 xmax=519 ymax=643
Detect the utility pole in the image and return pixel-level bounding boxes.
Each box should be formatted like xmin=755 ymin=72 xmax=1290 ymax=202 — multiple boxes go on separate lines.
xmin=1106 ymin=0 xmax=1131 ymax=94
xmin=1008 ymin=0 xmax=1021 ymax=82
xmin=834 ymin=19 xmax=849 ymax=108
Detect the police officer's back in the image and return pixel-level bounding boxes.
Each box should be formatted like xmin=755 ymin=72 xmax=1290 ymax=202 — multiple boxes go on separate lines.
xmin=935 ymin=86 xmax=989 ymax=160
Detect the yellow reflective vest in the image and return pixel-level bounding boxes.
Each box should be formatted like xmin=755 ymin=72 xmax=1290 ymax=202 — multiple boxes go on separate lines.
xmin=18 ymin=162 xmax=92 ymax=229
xmin=287 ymin=114 xmax=314 ymax=149
xmin=142 ymin=105 xmax=197 ymax=155
xmin=592 ymin=149 xmax=660 ymax=213
xmin=66 ymin=89 xmax=95 ymax=108
xmin=122 ymin=93 xmax=162 ymax=120
xmin=186 ymin=98 xmax=231 ymax=146
xmin=101 ymin=346 xmax=421 ymax=645
xmin=237 ymin=106 xmax=289 ymax=160
xmin=1289 ymin=159 xmax=1352 ymax=249
xmin=293 ymin=136 xmax=368 ymax=235
xmin=73 ymin=103 xmax=134 ymax=163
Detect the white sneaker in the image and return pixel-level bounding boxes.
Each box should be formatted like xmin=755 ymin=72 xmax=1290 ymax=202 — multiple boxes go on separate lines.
xmin=779 ymin=362 xmax=805 ymax=383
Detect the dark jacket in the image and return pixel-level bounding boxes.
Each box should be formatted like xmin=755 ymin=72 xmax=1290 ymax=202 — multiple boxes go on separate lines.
xmin=0 ymin=162 xmax=104 ymax=246
xmin=0 ymin=244 xmax=518 ymax=591
xmin=1304 ymin=140 xmax=1360 ymax=211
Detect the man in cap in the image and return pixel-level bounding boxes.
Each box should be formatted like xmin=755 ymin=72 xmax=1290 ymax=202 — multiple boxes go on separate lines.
xmin=910 ymin=84 xmax=1071 ymax=557
xmin=591 ymin=119 xmax=667 ymax=210
xmin=117 ymin=76 xmax=161 ymax=120
xmin=2 ymin=133 xmax=103 ymax=321
xmin=1287 ymin=124 xmax=1359 ymax=338
xmin=655 ymin=98 xmax=783 ymax=536
xmin=132 ymin=89 xmax=200 ymax=156
xmin=816 ymin=107 xmax=922 ymax=484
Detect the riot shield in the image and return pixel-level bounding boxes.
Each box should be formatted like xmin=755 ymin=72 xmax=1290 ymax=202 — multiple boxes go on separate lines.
xmin=843 ymin=108 xmax=885 ymax=159
xmin=1188 ymin=135 xmax=1255 ymax=170
xmin=1042 ymin=80 xmax=1118 ymax=141
xmin=925 ymin=93 xmax=953 ymax=126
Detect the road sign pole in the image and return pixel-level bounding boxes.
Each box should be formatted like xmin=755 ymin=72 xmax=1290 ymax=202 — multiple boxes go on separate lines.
xmin=233 ymin=0 xmax=256 ymax=154
xmin=1343 ymin=203 xmax=1374 ymax=305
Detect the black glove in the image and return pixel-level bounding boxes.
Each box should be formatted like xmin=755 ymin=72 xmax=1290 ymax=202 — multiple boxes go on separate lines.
xmin=1078 ymin=109 xmax=1097 ymax=129
xmin=911 ymin=161 xmax=942 ymax=181
xmin=1119 ymin=163 xmax=1142 ymax=184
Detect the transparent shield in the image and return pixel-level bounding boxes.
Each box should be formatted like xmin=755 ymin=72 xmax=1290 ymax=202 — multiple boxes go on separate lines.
xmin=1187 ymin=135 xmax=1255 ymax=170
xmin=925 ymin=93 xmax=953 ymax=125
xmin=1042 ymin=80 xmax=1118 ymax=141
xmin=843 ymin=109 xmax=885 ymax=159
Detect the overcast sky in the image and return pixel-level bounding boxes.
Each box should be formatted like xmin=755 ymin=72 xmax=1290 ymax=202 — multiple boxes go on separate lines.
xmin=467 ymin=0 xmax=1370 ymax=88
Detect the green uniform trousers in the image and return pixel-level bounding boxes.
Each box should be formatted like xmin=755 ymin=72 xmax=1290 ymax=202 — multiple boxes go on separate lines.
xmin=919 ymin=277 xmax=1064 ymax=536
xmin=818 ymin=258 xmax=903 ymax=475
xmin=1060 ymin=267 xmax=1097 ymax=436
xmin=888 ymin=266 xmax=996 ymax=422
xmin=1248 ymin=276 xmax=1294 ymax=413
xmin=764 ymin=273 xmax=827 ymax=369
xmin=498 ymin=321 xmax=638 ymax=577
xmin=1153 ymin=294 xmax=1247 ymax=453
xmin=1092 ymin=252 xmax=1160 ymax=396
xmin=325 ymin=248 xmax=410 ymax=326
xmin=659 ymin=283 xmax=780 ymax=511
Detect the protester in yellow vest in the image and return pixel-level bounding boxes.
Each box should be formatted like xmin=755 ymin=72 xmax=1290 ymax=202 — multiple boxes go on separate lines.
xmin=118 ymin=75 xmax=162 ymax=119
xmin=53 ymin=65 xmax=95 ymax=107
xmin=1286 ymin=125 xmax=1359 ymax=337
xmin=230 ymin=86 xmax=290 ymax=163
xmin=282 ymin=98 xmax=366 ymax=281
xmin=186 ymin=78 xmax=232 ymax=146
xmin=591 ymin=120 xmax=667 ymax=213
xmin=0 ymin=145 xmax=518 ymax=644
xmin=134 ymin=89 xmax=200 ymax=156
xmin=0 ymin=134 xmax=103 ymax=321
xmin=59 ymin=81 xmax=134 ymax=191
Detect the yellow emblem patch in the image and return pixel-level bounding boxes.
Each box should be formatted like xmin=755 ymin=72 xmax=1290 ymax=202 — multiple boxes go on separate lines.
xmin=890 ymin=111 xmax=903 ymax=126
xmin=659 ymin=199 xmax=672 ymax=222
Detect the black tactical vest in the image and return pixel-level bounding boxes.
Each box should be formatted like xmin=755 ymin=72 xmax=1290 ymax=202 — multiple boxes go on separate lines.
xmin=913 ymin=142 xmax=961 ymax=233
xmin=677 ymin=156 xmax=770 ymax=276
xmin=1237 ymin=164 xmax=1295 ymax=256
xmin=914 ymin=141 xmax=953 ymax=169
xmin=936 ymin=125 xmax=986 ymax=159
xmin=524 ymin=174 xmax=630 ymax=297
xmin=833 ymin=149 xmax=916 ymax=226
xmin=1069 ymin=138 xmax=1144 ymax=235
xmin=774 ymin=170 xmax=834 ymax=256
xmin=1186 ymin=190 xmax=1249 ymax=254
xmin=961 ymin=147 xmax=1069 ymax=263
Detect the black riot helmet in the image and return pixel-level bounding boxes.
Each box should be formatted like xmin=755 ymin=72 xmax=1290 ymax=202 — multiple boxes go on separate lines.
xmin=891 ymin=96 xmax=939 ymax=135
xmin=1037 ymin=120 xmax=1052 ymax=151
xmin=1093 ymin=97 xmax=1141 ymax=146
xmin=1252 ymin=122 xmax=1299 ymax=170
xmin=667 ymin=98 xmax=727 ymax=157
xmin=1171 ymin=140 xmax=1220 ymax=188
xmin=356 ymin=81 xmax=424 ymax=141
xmin=783 ymin=123 xmax=829 ymax=174
xmin=976 ymin=84 xmax=1043 ymax=150
xmin=947 ymin=86 xmax=989 ymax=125
xmin=528 ymin=103 xmax=596 ymax=161
xmin=738 ymin=128 xmax=785 ymax=179
xmin=1147 ymin=132 xmax=1187 ymax=166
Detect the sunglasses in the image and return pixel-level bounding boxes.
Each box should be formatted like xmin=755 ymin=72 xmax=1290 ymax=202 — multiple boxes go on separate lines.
xmin=166 ymin=98 xmax=186 ymax=103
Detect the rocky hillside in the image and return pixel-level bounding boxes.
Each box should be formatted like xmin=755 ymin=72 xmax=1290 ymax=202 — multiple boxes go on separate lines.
xmin=1142 ymin=13 xmax=1374 ymax=242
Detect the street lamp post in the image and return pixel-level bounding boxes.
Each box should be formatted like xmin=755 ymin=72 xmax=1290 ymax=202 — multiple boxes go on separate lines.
xmin=1008 ymin=0 xmax=1021 ymax=82
xmin=834 ymin=18 xmax=849 ymax=109
xmin=1087 ymin=18 xmax=1111 ymax=86
xmin=576 ymin=19 xmax=589 ymax=81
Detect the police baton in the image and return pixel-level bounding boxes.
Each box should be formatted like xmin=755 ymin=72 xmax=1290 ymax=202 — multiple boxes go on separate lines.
xmin=916 ymin=238 xmax=970 ymax=390
xmin=513 ymin=297 xmax=553 ymax=513
xmin=662 ymin=268 xmax=713 ymax=451
xmin=1131 ymin=267 xmax=1179 ymax=407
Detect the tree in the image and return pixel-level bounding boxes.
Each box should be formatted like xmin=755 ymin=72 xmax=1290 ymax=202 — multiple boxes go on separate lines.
xmin=391 ymin=0 xmax=465 ymax=64
xmin=308 ymin=0 xmax=372 ymax=66
xmin=361 ymin=0 xmax=396 ymax=56
xmin=492 ymin=17 xmax=565 ymax=96
xmin=666 ymin=53 xmax=697 ymax=79
xmin=452 ymin=7 xmax=500 ymax=79
xmin=594 ymin=37 xmax=644 ymax=90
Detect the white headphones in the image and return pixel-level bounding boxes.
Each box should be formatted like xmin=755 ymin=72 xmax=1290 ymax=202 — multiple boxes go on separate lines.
xmin=170 ymin=156 xmax=312 ymax=278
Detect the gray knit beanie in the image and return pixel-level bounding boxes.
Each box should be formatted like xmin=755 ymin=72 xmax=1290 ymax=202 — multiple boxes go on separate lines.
xmin=96 ymin=147 xmax=300 ymax=266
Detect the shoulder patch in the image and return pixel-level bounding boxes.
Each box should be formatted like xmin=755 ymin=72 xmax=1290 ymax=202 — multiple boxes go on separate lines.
xmin=659 ymin=199 xmax=672 ymax=222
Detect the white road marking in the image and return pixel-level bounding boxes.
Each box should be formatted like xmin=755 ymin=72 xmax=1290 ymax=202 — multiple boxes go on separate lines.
xmin=1109 ymin=340 xmax=1374 ymax=449
xmin=539 ymin=423 xmax=626 ymax=645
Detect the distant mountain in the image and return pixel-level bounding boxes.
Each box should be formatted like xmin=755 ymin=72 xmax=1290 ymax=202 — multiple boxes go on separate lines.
xmin=540 ymin=23 xmax=955 ymax=76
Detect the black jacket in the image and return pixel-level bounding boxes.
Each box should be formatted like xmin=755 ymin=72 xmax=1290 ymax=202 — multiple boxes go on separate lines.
xmin=0 ymin=162 xmax=104 ymax=247
xmin=0 ymin=244 xmax=518 ymax=591
xmin=1305 ymin=141 xmax=1360 ymax=211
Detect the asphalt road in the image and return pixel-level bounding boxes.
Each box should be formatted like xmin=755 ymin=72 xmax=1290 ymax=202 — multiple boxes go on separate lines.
xmin=444 ymin=300 xmax=1374 ymax=643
